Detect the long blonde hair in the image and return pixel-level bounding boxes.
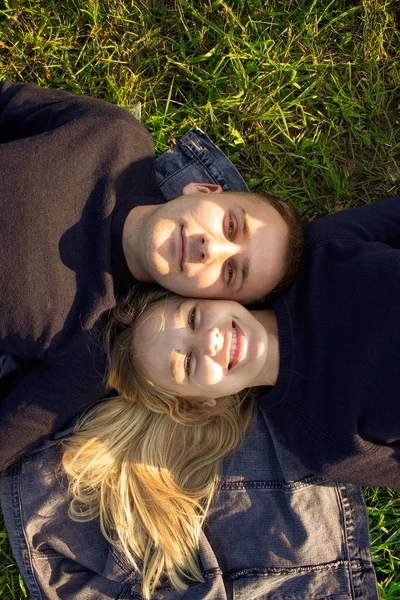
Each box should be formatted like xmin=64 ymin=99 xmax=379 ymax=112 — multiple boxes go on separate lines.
xmin=62 ymin=285 xmax=255 ymax=599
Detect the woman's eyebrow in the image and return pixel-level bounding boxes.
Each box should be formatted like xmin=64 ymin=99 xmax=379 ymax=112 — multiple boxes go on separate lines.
xmin=170 ymin=350 xmax=185 ymax=384
xmin=170 ymin=302 xmax=185 ymax=384
xmin=175 ymin=301 xmax=184 ymax=327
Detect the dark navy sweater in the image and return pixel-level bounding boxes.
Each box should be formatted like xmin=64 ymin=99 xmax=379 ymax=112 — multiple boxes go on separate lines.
xmin=260 ymin=196 xmax=400 ymax=488
xmin=0 ymin=81 xmax=163 ymax=469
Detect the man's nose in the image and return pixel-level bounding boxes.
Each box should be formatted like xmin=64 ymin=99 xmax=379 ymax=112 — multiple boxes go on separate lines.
xmin=195 ymin=327 xmax=222 ymax=356
xmin=200 ymin=236 xmax=236 ymax=264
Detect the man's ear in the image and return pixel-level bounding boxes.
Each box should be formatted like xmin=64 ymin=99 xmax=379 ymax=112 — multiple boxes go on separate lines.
xmin=182 ymin=182 xmax=223 ymax=195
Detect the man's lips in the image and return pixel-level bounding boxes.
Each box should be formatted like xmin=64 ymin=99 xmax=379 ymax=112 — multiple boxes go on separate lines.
xmin=179 ymin=225 xmax=186 ymax=271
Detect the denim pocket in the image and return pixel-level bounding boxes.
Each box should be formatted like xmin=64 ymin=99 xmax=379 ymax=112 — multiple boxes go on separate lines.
xmin=232 ymin=565 xmax=355 ymax=599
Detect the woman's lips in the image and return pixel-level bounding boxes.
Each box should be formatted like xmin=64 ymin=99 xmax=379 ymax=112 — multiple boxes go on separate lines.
xmin=229 ymin=321 xmax=246 ymax=369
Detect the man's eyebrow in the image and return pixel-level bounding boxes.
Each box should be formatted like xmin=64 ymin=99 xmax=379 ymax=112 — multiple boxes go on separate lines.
xmin=234 ymin=207 xmax=251 ymax=293
xmin=237 ymin=259 xmax=250 ymax=293
xmin=240 ymin=206 xmax=251 ymax=241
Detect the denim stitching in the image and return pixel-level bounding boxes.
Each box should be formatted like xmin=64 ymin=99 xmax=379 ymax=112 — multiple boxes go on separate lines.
xmin=338 ymin=485 xmax=377 ymax=600
xmin=217 ymin=476 xmax=325 ymax=491
xmin=202 ymin=567 xmax=224 ymax=580
xmin=155 ymin=155 xmax=196 ymax=186
xmin=181 ymin=139 xmax=228 ymax=188
xmin=181 ymin=139 xmax=222 ymax=185
xmin=337 ymin=485 xmax=356 ymax=599
xmin=227 ymin=560 xmax=350 ymax=579
xmin=10 ymin=463 xmax=43 ymax=600
xmin=109 ymin=545 xmax=142 ymax=585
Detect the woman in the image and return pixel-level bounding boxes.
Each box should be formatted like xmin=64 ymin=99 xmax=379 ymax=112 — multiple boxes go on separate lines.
xmin=62 ymin=287 xmax=256 ymax=600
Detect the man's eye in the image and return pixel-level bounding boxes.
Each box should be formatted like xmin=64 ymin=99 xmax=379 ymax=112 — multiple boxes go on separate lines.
xmin=184 ymin=352 xmax=193 ymax=376
xmin=227 ymin=215 xmax=235 ymax=239
xmin=188 ymin=307 xmax=196 ymax=330
xmin=227 ymin=262 xmax=234 ymax=283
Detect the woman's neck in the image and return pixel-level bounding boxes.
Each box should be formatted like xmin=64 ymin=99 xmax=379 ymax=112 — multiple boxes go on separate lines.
xmin=250 ymin=309 xmax=280 ymax=387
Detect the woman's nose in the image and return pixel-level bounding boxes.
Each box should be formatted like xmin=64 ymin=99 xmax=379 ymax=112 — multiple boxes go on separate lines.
xmin=195 ymin=327 xmax=222 ymax=356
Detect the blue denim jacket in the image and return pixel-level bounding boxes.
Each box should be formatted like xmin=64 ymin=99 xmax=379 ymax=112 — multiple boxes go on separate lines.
xmin=1 ymin=129 xmax=378 ymax=599
xmin=1 ymin=409 xmax=378 ymax=600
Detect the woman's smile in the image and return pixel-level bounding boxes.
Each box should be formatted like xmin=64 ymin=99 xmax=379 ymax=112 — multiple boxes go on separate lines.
xmin=229 ymin=321 xmax=247 ymax=370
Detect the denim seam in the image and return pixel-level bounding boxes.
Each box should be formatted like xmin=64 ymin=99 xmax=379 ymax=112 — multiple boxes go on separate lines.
xmin=337 ymin=485 xmax=356 ymax=599
xmin=201 ymin=567 xmax=224 ymax=580
xmin=116 ymin=584 xmax=145 ymax=600
xmin=29 ymin=549 xmax=62 ymax=559
xmin=180 ymin=133 xmax=237 ymax=188
xmin=217 ymin=476 xmax=325 ymax=491
xmin=11 ymin=463 xmax=43 ymax=600
xmin=156 ymin=156 xmax=197 ymax=186
xmin=338 ymin=485 xmax=376 ymax=600
xmin=334 ymin=483 xmax=348 ymax=563
xmin=225 ymin=559 xmax=353 ymax=580
xmin=181 ymin=139 xmax=223 ymax=186
xmin=109 ymin=546 xmax=142 ymax=586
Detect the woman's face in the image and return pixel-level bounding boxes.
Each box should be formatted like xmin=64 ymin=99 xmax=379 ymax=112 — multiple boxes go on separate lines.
xmin=132 ymin=298 xmax=268 ymax=400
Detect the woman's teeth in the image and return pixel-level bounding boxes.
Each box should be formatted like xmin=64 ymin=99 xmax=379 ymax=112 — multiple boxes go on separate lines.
xmin=229 ymin=325 xmax=237 ymax=368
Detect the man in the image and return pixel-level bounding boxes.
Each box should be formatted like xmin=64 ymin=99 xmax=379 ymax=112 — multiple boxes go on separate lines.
xmin=0 ymin=80 xmax=302 ymax=469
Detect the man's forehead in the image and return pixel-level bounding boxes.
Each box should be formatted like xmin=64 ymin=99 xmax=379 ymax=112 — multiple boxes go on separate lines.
xmin=186 ymin=191 xmax=250 ymax=207
xmin=219 ymin=193 xmax=273 ymax=220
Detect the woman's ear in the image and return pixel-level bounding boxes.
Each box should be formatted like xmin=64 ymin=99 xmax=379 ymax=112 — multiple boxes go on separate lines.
xmin=182 ymin=182 xmax=223 ymax=195
xmin=194 ymin=397 xmax=217 ymax=408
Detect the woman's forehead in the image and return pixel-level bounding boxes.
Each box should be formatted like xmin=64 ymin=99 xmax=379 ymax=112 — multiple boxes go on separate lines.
xmin=132 ymin=297 xmax=182 ymax=359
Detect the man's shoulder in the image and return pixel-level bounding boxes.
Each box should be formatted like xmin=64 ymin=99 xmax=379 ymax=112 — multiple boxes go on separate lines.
xmin=305 ymin=196 xmax=400 ymax=248
xmin=305 ymin=206 xmax=362 ymax=244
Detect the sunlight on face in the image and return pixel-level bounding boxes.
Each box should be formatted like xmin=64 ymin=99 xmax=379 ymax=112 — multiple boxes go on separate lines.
xmin=142 ymin=193 xmax=289 ymax=301
xmin=132 ymin=297 xmax=268 ymax=401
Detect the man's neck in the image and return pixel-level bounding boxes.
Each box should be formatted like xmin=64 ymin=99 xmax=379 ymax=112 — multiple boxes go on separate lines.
xmin=122 ymin=204 xmax=157 ymax=281
xmin=250 ymin=309 xmax=280 ymax=387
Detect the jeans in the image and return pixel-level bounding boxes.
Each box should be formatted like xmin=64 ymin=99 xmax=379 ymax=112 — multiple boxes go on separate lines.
xmin=1 ymin=128 xmax=378 ymax=599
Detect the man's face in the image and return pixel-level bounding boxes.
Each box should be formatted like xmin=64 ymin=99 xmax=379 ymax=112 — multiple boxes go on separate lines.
xmin=141 ymin=190 xmax=289 ymax=302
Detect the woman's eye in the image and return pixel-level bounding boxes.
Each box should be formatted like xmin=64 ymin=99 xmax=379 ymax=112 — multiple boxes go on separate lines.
xmin=184 ymin=352 xmax=192 ymax=376
xmin=188 ymin=307 xmax=196 ymax=330
xmin=227 ymin=215 xmax=235 ymax=238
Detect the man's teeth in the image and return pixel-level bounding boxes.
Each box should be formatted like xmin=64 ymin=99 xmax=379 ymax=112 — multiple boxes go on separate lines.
xmin=229 ymin=326 xmax=237 ymax=365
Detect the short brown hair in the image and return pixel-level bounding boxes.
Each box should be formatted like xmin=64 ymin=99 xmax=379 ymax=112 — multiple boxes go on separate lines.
xmin=247 ymin=191 xmax=304 ymax=299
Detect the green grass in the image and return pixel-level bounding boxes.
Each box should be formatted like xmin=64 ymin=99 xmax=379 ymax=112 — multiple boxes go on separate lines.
xmin=0 ymin=0 xmax=399 ymax=597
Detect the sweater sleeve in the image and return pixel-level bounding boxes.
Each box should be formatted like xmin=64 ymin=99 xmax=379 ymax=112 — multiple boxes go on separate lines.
xmin=0 ymin=79 xmax=142 ymax=143
xmin=314 ymin=444 xmax=400 ymax=489
xmin=0 ymin=349 xmax=106 ymax=471
xmin=308 ymin=196 xmax=400 ymax=249
xmin=266 ymin=405 xmax=400 ymax=489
